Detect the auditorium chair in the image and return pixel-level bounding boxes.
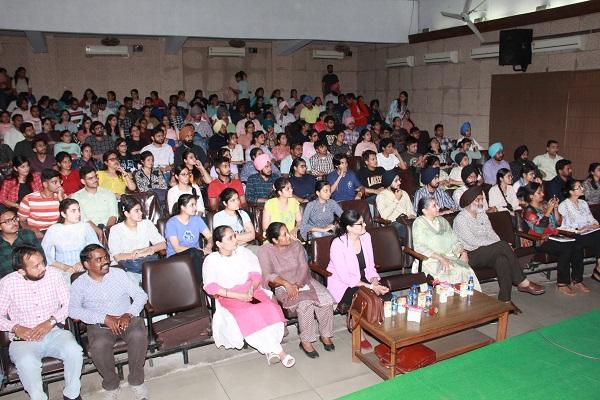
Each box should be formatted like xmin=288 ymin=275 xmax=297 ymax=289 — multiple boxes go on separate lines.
xmin=68 ymin=270 xmax=130 ymax=382
xmin=397 ymin=167 xmax=420 ymax=199
xmin=0 ymin=331 xmax=67 ymax=397
xmin=142 ymin=255 xmax=213 ymax=364
xmin=307 ymin=226 xmax=428 ymax=313
xmin=128 ymin=190 xmax=165 ymax=225
xmin=339 ymin=199 xmax=373 ymax=227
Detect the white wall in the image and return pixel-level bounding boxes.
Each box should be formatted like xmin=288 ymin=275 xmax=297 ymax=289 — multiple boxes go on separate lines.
xmin=418 ymin=0 xmax=589 ymax=32
xmin=0 ymin=0 xmax=417 ymax=44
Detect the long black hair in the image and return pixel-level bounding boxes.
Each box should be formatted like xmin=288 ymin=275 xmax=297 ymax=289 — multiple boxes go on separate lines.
xmin=11 ymin=156 xmax=34 ymax=185
xmin=119 ymin=194 xmax=142 ymax=221
xmin=172 ymin=193 xmax=197 ymax=216
xmin=57 ymin=198 xmax=79 ymax=224
xmin=265 ymin=222 xmax=286 ymax=244
xmin=212 ymin=225 xmax=233 ymax=252
xmin=588 ymin=162 xmax=600 ymax=190
xmin=269 ymin=177 xmax=291 ymax=199
xmin=517 ymin=182 xmax=542 ymax=204
xmin=335 ymin=209 xmax=362 ymax=238
xmin=219 ymin=188 xmax=243 ymax=227
xmin=182 ymin=149 xmax=201 ymax=183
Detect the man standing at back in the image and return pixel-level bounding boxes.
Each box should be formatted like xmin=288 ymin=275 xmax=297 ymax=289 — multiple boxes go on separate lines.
xmin=322 ymin=64 xmax=339 ymax=97
xmin=533 ymin=140 xmax=563 ymax=181
xmin=0 ymin=245 xmax=83 ymax=400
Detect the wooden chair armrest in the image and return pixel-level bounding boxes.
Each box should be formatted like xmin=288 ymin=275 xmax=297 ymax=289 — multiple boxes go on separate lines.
xmin=403 ymin=246 xmax=428 ymax=261
xmin=516 ymin=231 xmax=540 ymax=242
xmin=144 ymin=302 xmax=155 ymax=315
xmin=309 ymin=262 xmax=332 ymax=277
xmin=372 ymin=217 xmax=391 ymax=225
xmin=557 ymin=229 xmax=575 ymax=237
xmin=255 ymin=233 xmax=266 ymax=242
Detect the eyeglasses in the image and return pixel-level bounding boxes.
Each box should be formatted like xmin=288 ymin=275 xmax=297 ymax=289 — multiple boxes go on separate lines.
xmin=0 ymin=217 xmax=18 ymax=225
xmin=179 ymin=172 xmax=190 ymax=177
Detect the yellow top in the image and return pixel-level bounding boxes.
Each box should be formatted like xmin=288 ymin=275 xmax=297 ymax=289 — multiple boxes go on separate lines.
xmin=97 ymin=170 xmax=127 ymax=195
xmin=264 ymin=197 xmax=300 ymax=231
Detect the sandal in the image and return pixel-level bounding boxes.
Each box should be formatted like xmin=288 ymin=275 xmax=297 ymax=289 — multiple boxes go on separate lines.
xmin=572 ymin=281 xmax=590 ymax=293
xmin=557 ymin=284 xmax=576 ymax=297
xmin=281 ymin=354 xmax=296 ymax=368
xmin=266 ymin=352 xmax=280 ymax=365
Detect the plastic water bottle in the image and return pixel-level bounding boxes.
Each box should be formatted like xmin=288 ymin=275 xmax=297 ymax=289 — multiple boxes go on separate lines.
xmin=391 ymin=295 xmax=398 ymax=314
xmin=467 ymin=276 xmax=474 ymax=296
xmin=410 ymin=284 xmax=418 ymax=306
xmin=425 ymin=285 xmax=433 ymax=309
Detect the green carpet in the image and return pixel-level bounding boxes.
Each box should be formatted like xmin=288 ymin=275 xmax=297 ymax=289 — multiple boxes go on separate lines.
xmin=342 ymin=309 xmax=600 ymax=400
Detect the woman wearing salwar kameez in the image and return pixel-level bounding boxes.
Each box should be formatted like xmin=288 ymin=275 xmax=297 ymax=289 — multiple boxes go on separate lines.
xmin=202 ymin=225 xmax=296 ymax=368
xmin=412 ymin=197 xmax=481 ymax=290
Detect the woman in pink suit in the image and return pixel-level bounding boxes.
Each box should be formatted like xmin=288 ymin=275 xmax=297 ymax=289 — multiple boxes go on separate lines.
xmin=326 ymin=210 xmax=390 ymax=348
xmin=203 ymin=225 xmax=296 ymax=368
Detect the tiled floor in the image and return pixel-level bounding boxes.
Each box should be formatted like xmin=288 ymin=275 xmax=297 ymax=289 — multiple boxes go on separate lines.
xmin=4 ymin=265 xmax=600 ymax=400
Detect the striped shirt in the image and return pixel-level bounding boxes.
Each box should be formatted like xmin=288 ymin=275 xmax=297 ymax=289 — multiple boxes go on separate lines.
xmin=17 ymin=191 xmax=60 ymax=230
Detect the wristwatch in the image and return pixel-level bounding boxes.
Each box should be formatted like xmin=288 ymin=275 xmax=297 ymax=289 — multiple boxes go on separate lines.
xmin=48 ymin=316 xmax=57 ymax=327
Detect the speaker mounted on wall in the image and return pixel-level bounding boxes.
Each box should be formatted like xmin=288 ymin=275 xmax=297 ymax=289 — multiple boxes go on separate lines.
xmin=499 ymin=29 xmax=533 ymax=72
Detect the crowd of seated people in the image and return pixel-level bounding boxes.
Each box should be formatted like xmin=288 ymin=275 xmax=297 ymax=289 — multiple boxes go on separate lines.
xmin=1 ymin=68 xmax=600 ymax=399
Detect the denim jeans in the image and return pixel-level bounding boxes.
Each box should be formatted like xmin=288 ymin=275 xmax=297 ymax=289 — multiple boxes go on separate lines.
xmin=9 ymin=329 xmax=83 ymax=400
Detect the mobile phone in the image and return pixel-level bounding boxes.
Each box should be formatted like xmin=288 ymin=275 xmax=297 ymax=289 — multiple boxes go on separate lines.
xmin=250 ymin=297 xmax=261 ymax=304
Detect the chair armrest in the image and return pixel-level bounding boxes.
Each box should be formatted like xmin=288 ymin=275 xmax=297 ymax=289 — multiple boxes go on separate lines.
xmin=309 ymin=262 xmax=332 ymax=277
xmin=255 ymin=233 xmax=265 ymax=242
xmin=144 ymin=302 xmax=155 ymax=315
xmin=372 ymin=217 xmax=391 ymax=226
xmin=403 ymin=246 xmax=428 ymax=261
xmin=516 ymin=231 xmax=540 ymax=242
xmin=558 ymin=229 xmax=575 ymax=237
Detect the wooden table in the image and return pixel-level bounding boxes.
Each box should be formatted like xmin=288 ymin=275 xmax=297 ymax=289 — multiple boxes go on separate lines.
xmin=351 ymin=290 xmax=512 ymax=380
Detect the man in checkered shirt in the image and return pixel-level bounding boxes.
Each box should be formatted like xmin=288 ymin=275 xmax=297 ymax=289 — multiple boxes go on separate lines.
xmin=0 ymin=245 xmax=83 ymax=400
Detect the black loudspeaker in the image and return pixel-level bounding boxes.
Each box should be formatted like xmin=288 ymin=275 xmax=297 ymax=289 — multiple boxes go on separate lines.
xmin=499 ymin=29 xmax=533 ymax=72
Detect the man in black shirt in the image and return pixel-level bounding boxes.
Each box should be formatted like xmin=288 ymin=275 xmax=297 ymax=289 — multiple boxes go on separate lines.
xmin=321 ymin=64 xmax=339 ymax=96
xmin=357 ymin=150 xmax=385 ymax=211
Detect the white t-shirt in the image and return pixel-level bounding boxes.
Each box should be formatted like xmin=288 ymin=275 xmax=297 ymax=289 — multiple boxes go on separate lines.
xmin=108 ymin=219 xmax=165 ymax=256
xmin=223 ymin=144 xmax=244 ymax=163
xmin=210 ymin=164 xmax=239 ymax=179
xmin=213 ymin=210 xmax=251 ymax=235
xmin=376 ymin=152 xmax=400 ymax=171
xmin=167 ymin=184 xmax=204 ymax=215
xmin=141 ymin=143 xmax=174 ymax=168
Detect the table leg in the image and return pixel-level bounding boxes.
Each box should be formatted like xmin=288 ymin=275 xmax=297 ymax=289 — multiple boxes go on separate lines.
xmin=496 ymin=311 xmax=509 ymax=341
xmin=389 ymin=344 xmax=397 ymax=380
xmin=352 ymin=323 xmax=361 ymax=362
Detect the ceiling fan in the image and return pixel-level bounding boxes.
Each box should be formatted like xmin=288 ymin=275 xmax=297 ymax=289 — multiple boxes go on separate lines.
xmin=440 ymin=0 xmax=486 ymax=43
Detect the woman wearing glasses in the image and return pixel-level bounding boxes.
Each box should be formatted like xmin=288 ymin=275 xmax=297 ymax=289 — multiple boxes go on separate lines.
xmin=97 ymin=150 xmax=136 ymax=199
xmin=558 ymin=180 xmax=600 ymax=285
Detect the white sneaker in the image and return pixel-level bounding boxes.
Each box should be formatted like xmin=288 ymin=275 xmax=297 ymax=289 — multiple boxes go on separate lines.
xmin=131 ymin=384 xmax=149 ymax=400
xmin=103 ymin=388 xmax=120 ymax=400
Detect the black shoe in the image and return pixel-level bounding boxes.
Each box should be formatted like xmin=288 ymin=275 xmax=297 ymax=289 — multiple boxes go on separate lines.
xmin=320 ymin=338 xmax=335 ymax=351
xmin=299 ymin=342 xmax=319 ymax=358
xmin=64 ymin=396 xmax=82 ymax=400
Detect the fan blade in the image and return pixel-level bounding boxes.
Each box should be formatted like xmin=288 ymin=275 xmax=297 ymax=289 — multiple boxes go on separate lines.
xmin=466 ymin=19 xmax=485 ymax=43
xmin=441 ymin=11 xmax=464 ymax=20
xmin=463 ymin=0 xmax=473 ymax=14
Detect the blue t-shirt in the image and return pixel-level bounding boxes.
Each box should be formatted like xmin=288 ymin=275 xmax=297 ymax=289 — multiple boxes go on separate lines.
xmin=326 ymin=170 xmax=362 ymax=202
xmin=165 ymin=215 xmax=208 ymax=257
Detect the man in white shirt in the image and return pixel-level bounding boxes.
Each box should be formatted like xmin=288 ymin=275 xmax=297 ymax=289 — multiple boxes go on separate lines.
xmin=3 ymin=114 xmax=24 ymax=150
xmin=376 ymin=138 xmax=405 ymax=171
xmin=141 ymin=130 xmax=174 ymax=173
xmin=277 ymin=101 xmax=296 ymax=129
xmin=532 ymin=140 xmax=563 ymax=181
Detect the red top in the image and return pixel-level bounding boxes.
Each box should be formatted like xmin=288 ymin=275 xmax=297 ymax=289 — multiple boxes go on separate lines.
xmin=0 ymin=173 xmax=43 ymax=205
xmin=60 ymin=169 xmax=83 ymax=196
xmin=207 ymin=178 xmax=245 ymax=199
xmin=350 ymin=102 xmax=369 ymax=127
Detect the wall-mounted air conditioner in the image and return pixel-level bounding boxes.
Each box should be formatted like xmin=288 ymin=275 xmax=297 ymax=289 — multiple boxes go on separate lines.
xmin=312 ymin=50 xmax=344 ymax=60
xmin=85 ymin=45 xmax=129 ymax=57
xmin=470 ymin=44 xmax=500 ymax=59
xmin=386 ymin=56 xmax=415 ymax=68
xmin=532 ymin=35 xmax=584 ymax=54
xmin=424 ymin=51 xmax=458 ymax=64
xmin=208 ymin=46 xmax=246 ymax=57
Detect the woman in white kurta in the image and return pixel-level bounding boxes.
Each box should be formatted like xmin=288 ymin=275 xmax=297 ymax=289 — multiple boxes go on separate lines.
xmin=202 ymin=226 xmax=295 ymax=368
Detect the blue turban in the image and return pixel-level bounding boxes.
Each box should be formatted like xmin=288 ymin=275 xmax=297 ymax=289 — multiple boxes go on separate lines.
xmin=460 ymin=122 xmax=471 ymax=136
xmin=488 ymin=142 xmax=503 ymax=158
xmin=421 ymin=167 xmax=440 ymax=186
xmin=303 ymin=95 xmax=313 ymax=105
xmin=262 ymin=119 xmax=275 ymax=130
